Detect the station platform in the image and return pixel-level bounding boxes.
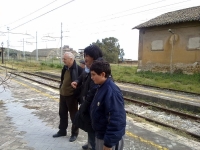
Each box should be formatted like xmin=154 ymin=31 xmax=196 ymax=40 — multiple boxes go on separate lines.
xmin=0 ymin=72 xmax=200 ymax=150
xmin=37 ymin=71 xmax=200 ymax=113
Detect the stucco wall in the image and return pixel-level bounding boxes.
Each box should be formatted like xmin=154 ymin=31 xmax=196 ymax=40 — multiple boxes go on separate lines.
xmin=138 ymin=22 xmax=200 ymax=73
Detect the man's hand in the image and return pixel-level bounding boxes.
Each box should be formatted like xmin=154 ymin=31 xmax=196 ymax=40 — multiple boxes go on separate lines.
xmin=103 ymin=145 xmax=112 ymax=150
xmin=71 ymin=82 xmax=77 ymax=89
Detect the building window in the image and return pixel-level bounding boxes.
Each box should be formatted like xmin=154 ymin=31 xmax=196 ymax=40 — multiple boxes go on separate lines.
xmin=151 ymin=40 xmax=163 ymax=51
xmin=188 ymin=37 xmax=200 ymax=50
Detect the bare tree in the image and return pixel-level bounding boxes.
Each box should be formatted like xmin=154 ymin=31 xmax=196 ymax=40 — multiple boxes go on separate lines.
xmin=0 ymin=66 xmax=21 ymax=92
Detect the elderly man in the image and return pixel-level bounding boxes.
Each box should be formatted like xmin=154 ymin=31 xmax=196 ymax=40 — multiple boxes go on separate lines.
xmin=53 ymin=52 xmax=83 ymax=142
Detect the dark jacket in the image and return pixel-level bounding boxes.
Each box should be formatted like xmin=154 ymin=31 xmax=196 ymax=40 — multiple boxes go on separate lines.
xmin=90 ymin=78 xmax=126 ymax=148
xmin=73 ymin=71 xmax=98 ymax=132
xmin=76 ymin=71 xmax=98 ymax=104
xmin=60 ymin=60 xmax=83 ymax=96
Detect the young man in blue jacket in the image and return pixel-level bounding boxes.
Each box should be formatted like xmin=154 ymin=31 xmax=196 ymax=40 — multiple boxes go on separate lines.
xmin=90 ymin=60 xmax=126 ymax=150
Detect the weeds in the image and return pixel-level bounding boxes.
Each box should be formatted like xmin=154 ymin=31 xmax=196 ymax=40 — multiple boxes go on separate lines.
xmin=4 ymin=60 xmax=200 ymax=94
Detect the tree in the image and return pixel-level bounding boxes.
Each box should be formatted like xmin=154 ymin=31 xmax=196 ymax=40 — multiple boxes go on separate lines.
xmin=93 ymin=37 xmax=125 ymax=63
xmin=119 ymin=48 xmax=125 ymax=62
xmin=0 ymin=66 xmax=19 ymax=92
xmin=0 ymin=69 xmax=12 ymax=92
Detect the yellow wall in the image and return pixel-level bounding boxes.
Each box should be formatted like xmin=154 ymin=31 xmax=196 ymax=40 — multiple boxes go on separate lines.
xmin=138 ymin=22 xmax=200 ymax=73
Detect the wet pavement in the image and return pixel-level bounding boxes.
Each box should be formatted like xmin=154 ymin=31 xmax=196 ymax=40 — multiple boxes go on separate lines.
xmin=0 ymin=73 xmax=200 ymax=150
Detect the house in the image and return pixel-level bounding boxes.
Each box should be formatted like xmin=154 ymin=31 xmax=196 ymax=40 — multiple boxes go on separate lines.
xmin=30 ymin=46 xmax=78 ymax=60
xmin=62 ymin=45 xmax=78 ymax=56
xmin=133 ymin=6 xmax=200 ymax=74
xmin=30 ymin=48 xmax=59 ymax=60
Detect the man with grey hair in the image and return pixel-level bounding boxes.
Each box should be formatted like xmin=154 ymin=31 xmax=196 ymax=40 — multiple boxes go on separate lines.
xmin=53 ymin=52 xmax=83 ymax=142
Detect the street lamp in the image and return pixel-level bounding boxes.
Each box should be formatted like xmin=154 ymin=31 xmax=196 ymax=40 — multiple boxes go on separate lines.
xmin=1 ymin=42 xmax=4 ymax=64
xmin=168 ymin=29 xmax=175 ymax=74
xmin=7 ymin=27 xmax=9 ymax=60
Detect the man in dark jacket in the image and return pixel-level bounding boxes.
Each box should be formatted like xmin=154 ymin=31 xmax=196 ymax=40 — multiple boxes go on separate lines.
xmin=71 ymin=44 xmax=103 ymax=150
xmin=53 ymin=52 xmax=83 ymax=142
xmin=90 ymin=60 xmax=126 ymax=150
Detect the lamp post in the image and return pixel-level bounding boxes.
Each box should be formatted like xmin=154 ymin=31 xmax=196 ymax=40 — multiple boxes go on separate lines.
xmin=7 ymin=27 xmax=9 ymax=60
xmin=168 ymin=29 xmax=175 ymax=74
xmin=1 ymin=42 xmax=4 ymax=64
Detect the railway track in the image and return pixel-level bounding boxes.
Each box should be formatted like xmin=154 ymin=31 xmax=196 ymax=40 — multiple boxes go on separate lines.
xmin=124 ymin=97 xmax=200 ymax=140
xmin=2 ymin=65 xmax=200 ymax=96
xmin=6 ymin=70 xmax=200 ymax=141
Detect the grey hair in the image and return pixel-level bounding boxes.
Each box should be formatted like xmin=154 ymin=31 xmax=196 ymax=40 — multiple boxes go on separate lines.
xmin=64 ymin=52 xmax=75 ymax=60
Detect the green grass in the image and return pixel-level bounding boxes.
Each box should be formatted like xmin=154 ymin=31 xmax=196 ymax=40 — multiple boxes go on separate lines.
xmin=3 ymin=60 xmax=200 ymax=94
xmin=111 ymin=64 xmax=200 ymax=94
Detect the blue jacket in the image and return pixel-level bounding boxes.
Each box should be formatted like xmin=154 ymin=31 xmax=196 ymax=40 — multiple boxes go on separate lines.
xmin=90 ymin=78 xmax=126 ymax=148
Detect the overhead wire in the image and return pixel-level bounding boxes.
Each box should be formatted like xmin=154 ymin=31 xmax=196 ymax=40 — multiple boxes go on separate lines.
xmin=2 ymin=0 xmax=196 ymax=50
xmin=42 ymin=0 xmax=193 ymax=39
xmin=0 ymin=31 xmax=34 ymax=37
xmin=6 ymin=0 xmax=190 ymax=32
xmin=10 ymin=0 xmax=75 ymax=31
xmin=0 ymin=0 xmax=58 ymax=29
xmin=67 ymin=0 xmax=192 ymax=30
xmin=68 ymin=0 xmax=167 ymax=26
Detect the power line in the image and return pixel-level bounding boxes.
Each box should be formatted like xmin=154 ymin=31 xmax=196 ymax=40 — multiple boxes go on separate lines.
xmin=7 ymin=0 xmax=192 ymax=33
xmin=67 ymin=0 xmax=192 ymax=30
xmin=0 ymin=31 xmax=34 ymax=37
xmin=2 ymin=0 xmax=196 ymax=51
xmin=10 ymin=0 xmax=75 ymax=31
xmin=64 ymin=0 xmax=192 ymax=34
xmin=73 ymin=0 xmax=166 ymax=26
xmin=0 ymin=0 xmax=58 ymax=28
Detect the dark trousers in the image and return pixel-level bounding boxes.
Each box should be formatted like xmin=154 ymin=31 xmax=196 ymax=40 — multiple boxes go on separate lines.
xmin=88 ymin=130 xmax=95 ymax=150
xmin=59 ymin=94 xmax=79 ymax=136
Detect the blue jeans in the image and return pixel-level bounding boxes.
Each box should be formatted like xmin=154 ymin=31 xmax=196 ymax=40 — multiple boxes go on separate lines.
xmin=88 ymin=131 xmax=95 ymax=150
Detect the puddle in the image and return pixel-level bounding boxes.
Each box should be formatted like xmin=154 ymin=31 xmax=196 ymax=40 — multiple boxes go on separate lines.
xmin=4 ymin=101 xmax=80 ymax=150
xmin=0 ymin=85 xmax=12 ymax=100
xmin=0 ymin=84 xmax=80 ymax=150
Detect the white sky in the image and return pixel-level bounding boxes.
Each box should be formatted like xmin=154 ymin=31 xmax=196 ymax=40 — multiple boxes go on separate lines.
xmin=0 ymin=0 xmax=200 ymax=60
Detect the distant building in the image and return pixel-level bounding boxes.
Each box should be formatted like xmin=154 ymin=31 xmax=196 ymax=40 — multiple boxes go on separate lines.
xmin=133 ymin=6 xmax=200 ymax=74
xmin=62 ymin=45 xmax=78 ymax=56
xmin=1 ymin=48 xmax=31 ymax=59
xmin=30 ymin=46 xmax=78 ymax=60
xmin=30 ymin=48 xmax=59 ymax=60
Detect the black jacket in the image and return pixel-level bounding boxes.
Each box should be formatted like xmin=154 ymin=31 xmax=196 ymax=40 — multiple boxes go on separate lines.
xmin=73 ymin=71 xmax=98 ymax=132
xmin=60 ymin=60 xmax=83 ymax=96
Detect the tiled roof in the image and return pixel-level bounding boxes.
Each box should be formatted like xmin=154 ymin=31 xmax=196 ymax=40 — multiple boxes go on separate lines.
xmin=133 ymin=5 xmax=200 ymax=29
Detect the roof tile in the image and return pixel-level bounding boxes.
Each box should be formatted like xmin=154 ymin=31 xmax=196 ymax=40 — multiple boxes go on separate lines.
xmin=133 ymin=5 xmax=200 ymax=29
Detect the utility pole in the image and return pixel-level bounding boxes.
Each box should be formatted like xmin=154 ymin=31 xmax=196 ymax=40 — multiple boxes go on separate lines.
xmin=60 ymin=22 xmax=63 ymax=64
xmin=1 ymin=42 xmax=4 ymax=64
xmin=36 ymin=31 xmax=38 ymax=61
xmin=23 ymin=38 xmax=25 ymax=60
xmin=7 ymin=27 xmax=9 ymax=60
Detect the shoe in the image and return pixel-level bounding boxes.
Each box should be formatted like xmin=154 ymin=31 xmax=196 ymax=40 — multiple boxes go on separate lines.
xmin=82 ymin=143 xmax=88 ymax=149
xmin=52 ymin=132 xmax=66 ymax=138
xmin=69 ymin=135 xmax=77 ymax=142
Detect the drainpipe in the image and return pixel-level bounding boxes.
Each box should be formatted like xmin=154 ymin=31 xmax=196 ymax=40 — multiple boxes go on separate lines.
xmin=168 ymin=29 xmax=175 ymax=74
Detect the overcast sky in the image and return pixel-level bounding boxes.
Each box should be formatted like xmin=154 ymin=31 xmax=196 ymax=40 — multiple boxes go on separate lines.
xmin=0 ymin=0 xmax=200 ymax=60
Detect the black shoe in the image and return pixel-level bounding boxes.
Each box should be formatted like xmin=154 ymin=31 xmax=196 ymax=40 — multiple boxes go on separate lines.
xmin=82 ymin=143 xmax=88 ymax=150
xmin=69 ymin=135 xmax=77 ymax=142
xmin=52 ymin=132 xmax=66 ymax=138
